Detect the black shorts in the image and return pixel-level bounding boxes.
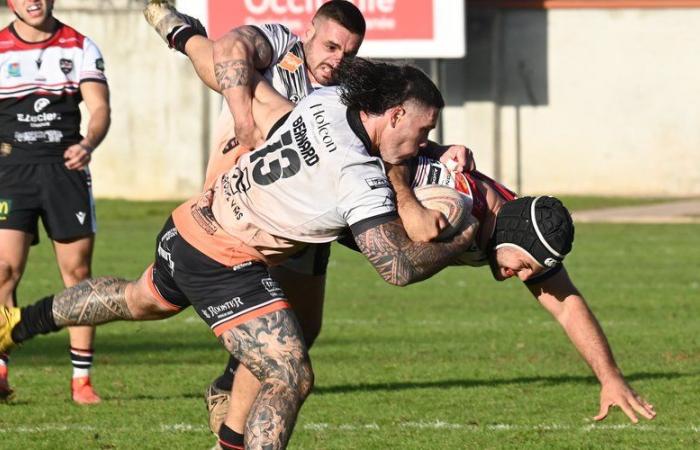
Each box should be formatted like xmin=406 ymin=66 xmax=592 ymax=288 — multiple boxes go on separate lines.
xmin=148 ymin=217 xmax=291 ymax=336
xmin=0 ymin=163 xmax=95 ymax=243
xmin=279 ymin=242 xmax=331 ymax=276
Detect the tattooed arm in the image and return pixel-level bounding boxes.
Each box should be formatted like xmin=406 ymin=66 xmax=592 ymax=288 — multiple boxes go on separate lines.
xmin=213 ymin=26 xmax=274 ymax=148
xmin=355 ymin=218 xmax=478 ymax=287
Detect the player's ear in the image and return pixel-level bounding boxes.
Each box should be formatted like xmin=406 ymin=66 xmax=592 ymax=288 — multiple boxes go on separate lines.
xmin=304 ymin=19 xmax=317 ymax=42
xmin=390 ymin=106 xmax=406 ymax=128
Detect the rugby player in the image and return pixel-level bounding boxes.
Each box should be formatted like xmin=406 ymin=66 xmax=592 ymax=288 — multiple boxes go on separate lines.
xmin=0 ymin=58 xmax=479 ymax=450
xmin=142 ymin=0 xmax=472 ymax=433
xmin=201 ymin=61 xmax=657 ymax=429
xmin=0 ymin=0 xmax=110 ymax=403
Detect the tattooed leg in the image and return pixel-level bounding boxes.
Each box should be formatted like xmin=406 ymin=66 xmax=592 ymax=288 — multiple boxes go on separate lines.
xmin=52 ymin=277 xmax=132 ymax=327
xmin=219 ymin=309 xmax=313 ymax=450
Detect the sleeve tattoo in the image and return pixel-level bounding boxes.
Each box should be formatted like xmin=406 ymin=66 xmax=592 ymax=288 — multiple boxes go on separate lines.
xmin=355 ymin=220 xmax=471 ymax=286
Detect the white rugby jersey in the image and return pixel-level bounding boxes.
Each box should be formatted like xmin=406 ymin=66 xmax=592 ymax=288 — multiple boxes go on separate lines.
xmin=208 ymin=24 xmax=315 ymax=176
xmin=211 ymin=86 xmax=396 ymax=246
xmin=0 ymin=22 xmax=107 ymax=163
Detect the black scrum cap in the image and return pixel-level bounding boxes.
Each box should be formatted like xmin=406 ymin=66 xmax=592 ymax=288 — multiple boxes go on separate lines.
xmin=493 ymin=196 xmax=575 ymax=268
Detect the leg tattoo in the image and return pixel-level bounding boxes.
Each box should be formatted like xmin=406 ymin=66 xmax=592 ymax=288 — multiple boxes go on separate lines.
xmin=219 ymin=310 xmax=313 ymax=450
xmin=52 ymin=277 xmax=132 ymax=327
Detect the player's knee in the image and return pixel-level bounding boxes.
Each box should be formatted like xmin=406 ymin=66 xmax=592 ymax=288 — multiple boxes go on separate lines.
xmin=298 ymin=359 xmax=314 ymax=401
xmin=62 ymin=264 xmax=91 ymax=286
xmin=0 ymin=259 xmax=19 ymax=288
xmin=271 ymin=356 xmax=314 ymax=402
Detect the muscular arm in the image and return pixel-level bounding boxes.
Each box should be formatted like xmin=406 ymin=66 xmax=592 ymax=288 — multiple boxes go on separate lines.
xmin=529 ymin=268 xmax=656 ymax=423
xmin=213 ymin=26 xmax=274 ymax=148
xmin=64 ymin=81 xmax=110 ymax=170
xmin=354 ymin=218 xmax=477 ymax=286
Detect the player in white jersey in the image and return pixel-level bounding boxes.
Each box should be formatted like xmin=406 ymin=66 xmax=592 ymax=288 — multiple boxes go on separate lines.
xmin=0 ymin=58 xmax=479 ymax=449
xmin=143 ymin=1 xmax=473 ymax=434
xmin=0 ymin=0 xmax=110 ymax=403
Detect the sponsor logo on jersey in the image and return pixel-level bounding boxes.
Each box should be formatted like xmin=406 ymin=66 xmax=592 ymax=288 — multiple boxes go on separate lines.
xmin=34 ymin=98 xmax=50 ymax=113
xmin=0 ymin=199 xmax=11 ymax=220
xmin=8 ymin=62 xmax=21 ymax=77
xmin=16 ymin=112 xmax=62 ymax=128
xmin=261 ymin=278 xmax=284 ymax=297
xmin=292 ymin=116 xmax=319 ymax=166
xmin=14 ymin=130 xmax=64 ymax=143
xmin=191 ymin=190 xmax=219 ymax=235
xmin=95 ymin=58 xmax=105 ymax=72
xmin=200 ymin=297 xmax=244 ymax=320
xmin=59 ymin=58 xmax=74 ymax=75
xmin=0 ymin=143 xmax=11 ymax=157
xmin=278 ymin=51 xmax=303 ymax=73
xmin=309 ymin=104 xmax=337 ymax=153
xmin=365 ymin=177 xmax=389 ymax=190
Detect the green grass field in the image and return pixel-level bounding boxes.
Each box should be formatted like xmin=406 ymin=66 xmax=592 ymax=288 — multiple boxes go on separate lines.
xmin=2 ymin=199 xmax=699 ymax=449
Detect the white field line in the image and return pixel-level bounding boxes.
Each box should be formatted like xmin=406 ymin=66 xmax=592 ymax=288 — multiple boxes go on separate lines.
xmin=0 ymin=422 xmax=696 ymax=434
xmin=0 ymin=423 xmax=209 ymax=434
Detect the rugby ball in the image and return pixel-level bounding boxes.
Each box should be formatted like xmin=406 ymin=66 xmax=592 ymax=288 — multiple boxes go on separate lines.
xmin=413 ymin=184 xmax=473 ymax=240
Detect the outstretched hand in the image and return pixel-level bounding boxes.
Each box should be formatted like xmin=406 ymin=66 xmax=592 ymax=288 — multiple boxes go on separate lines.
xmin=594 ymin=378 xmax=656 ymax=423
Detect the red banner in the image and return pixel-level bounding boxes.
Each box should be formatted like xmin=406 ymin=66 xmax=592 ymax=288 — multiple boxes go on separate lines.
xmin=207 ymin=0 xmax=434 ymax=41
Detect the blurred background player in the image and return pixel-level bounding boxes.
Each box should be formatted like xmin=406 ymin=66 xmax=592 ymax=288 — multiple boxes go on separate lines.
xmin=0 ymin=0 xmax=110 ymax=403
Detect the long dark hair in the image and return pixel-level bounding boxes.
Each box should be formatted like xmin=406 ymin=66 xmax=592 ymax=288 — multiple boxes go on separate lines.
xmin=335 ymin=57 xmax=444 ymax=115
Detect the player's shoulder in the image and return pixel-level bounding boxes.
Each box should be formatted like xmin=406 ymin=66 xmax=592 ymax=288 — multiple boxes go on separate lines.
xmin=52 ymin=22 xmax=87 ymax=46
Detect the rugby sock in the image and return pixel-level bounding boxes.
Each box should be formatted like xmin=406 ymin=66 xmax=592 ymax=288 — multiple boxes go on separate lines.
xmin=70 ymin=347 xmax=94 ymax=379
xmin=218 ymin=423 xmax=244 ymax=450
xmin=214 ymin=355 xmax=240 ymax=391
xmin=11 ymin=295 xmax=60 ymax=344
xmin=167 ymin=25 xmax=200 ymax=55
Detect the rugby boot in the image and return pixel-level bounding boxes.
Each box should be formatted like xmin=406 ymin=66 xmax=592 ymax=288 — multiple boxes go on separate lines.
xmin=0 ymin=365 xmax=13 ymax=401
xmin=143 ymin=0 xmax=207 ymax=48
xmin=71 ymin=376 xmax=101 ymax=405
xmin=205 ymin=381 xmax=230 ymax=434
xmin=0 ymin=306 xmax=21 ymax=353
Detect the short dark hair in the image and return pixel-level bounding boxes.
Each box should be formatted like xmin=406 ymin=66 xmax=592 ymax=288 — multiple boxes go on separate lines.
xmin=314 ymin=0 xmax=366 ymax=38
xmin=335 ymin=57 xmax=444 ymax=115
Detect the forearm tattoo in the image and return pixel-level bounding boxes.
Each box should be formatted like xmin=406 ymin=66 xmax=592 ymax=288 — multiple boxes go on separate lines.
xmin=219 ymin=310 xmax=312 ymax=449
xmin=214 ymin=59 xmax=250 ymax=91
xmin=214 ymin=27 xmax=271 ymax=92
xmin=355 ymin=220 xmax=470 ymax=286
xmin=52 ymin=277 xmax=132 ymax=327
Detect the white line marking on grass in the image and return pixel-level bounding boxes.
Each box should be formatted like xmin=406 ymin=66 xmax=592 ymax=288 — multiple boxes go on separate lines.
xmin=0 ymin=425 xmax=97 ymax=433
xmin=0 ymin=423 xmax=208 ymax=434
xmin=3 ymin=422 xmax=698 ymax=435
xmin=160 ymin=423 xmax=209 ymax=432
xmin=302 ymin=421 xmax=700 ymax=433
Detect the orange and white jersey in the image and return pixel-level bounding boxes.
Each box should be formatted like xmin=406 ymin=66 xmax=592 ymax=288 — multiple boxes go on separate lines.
xmin=174 ymin=87 xmax=397 ymax=267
